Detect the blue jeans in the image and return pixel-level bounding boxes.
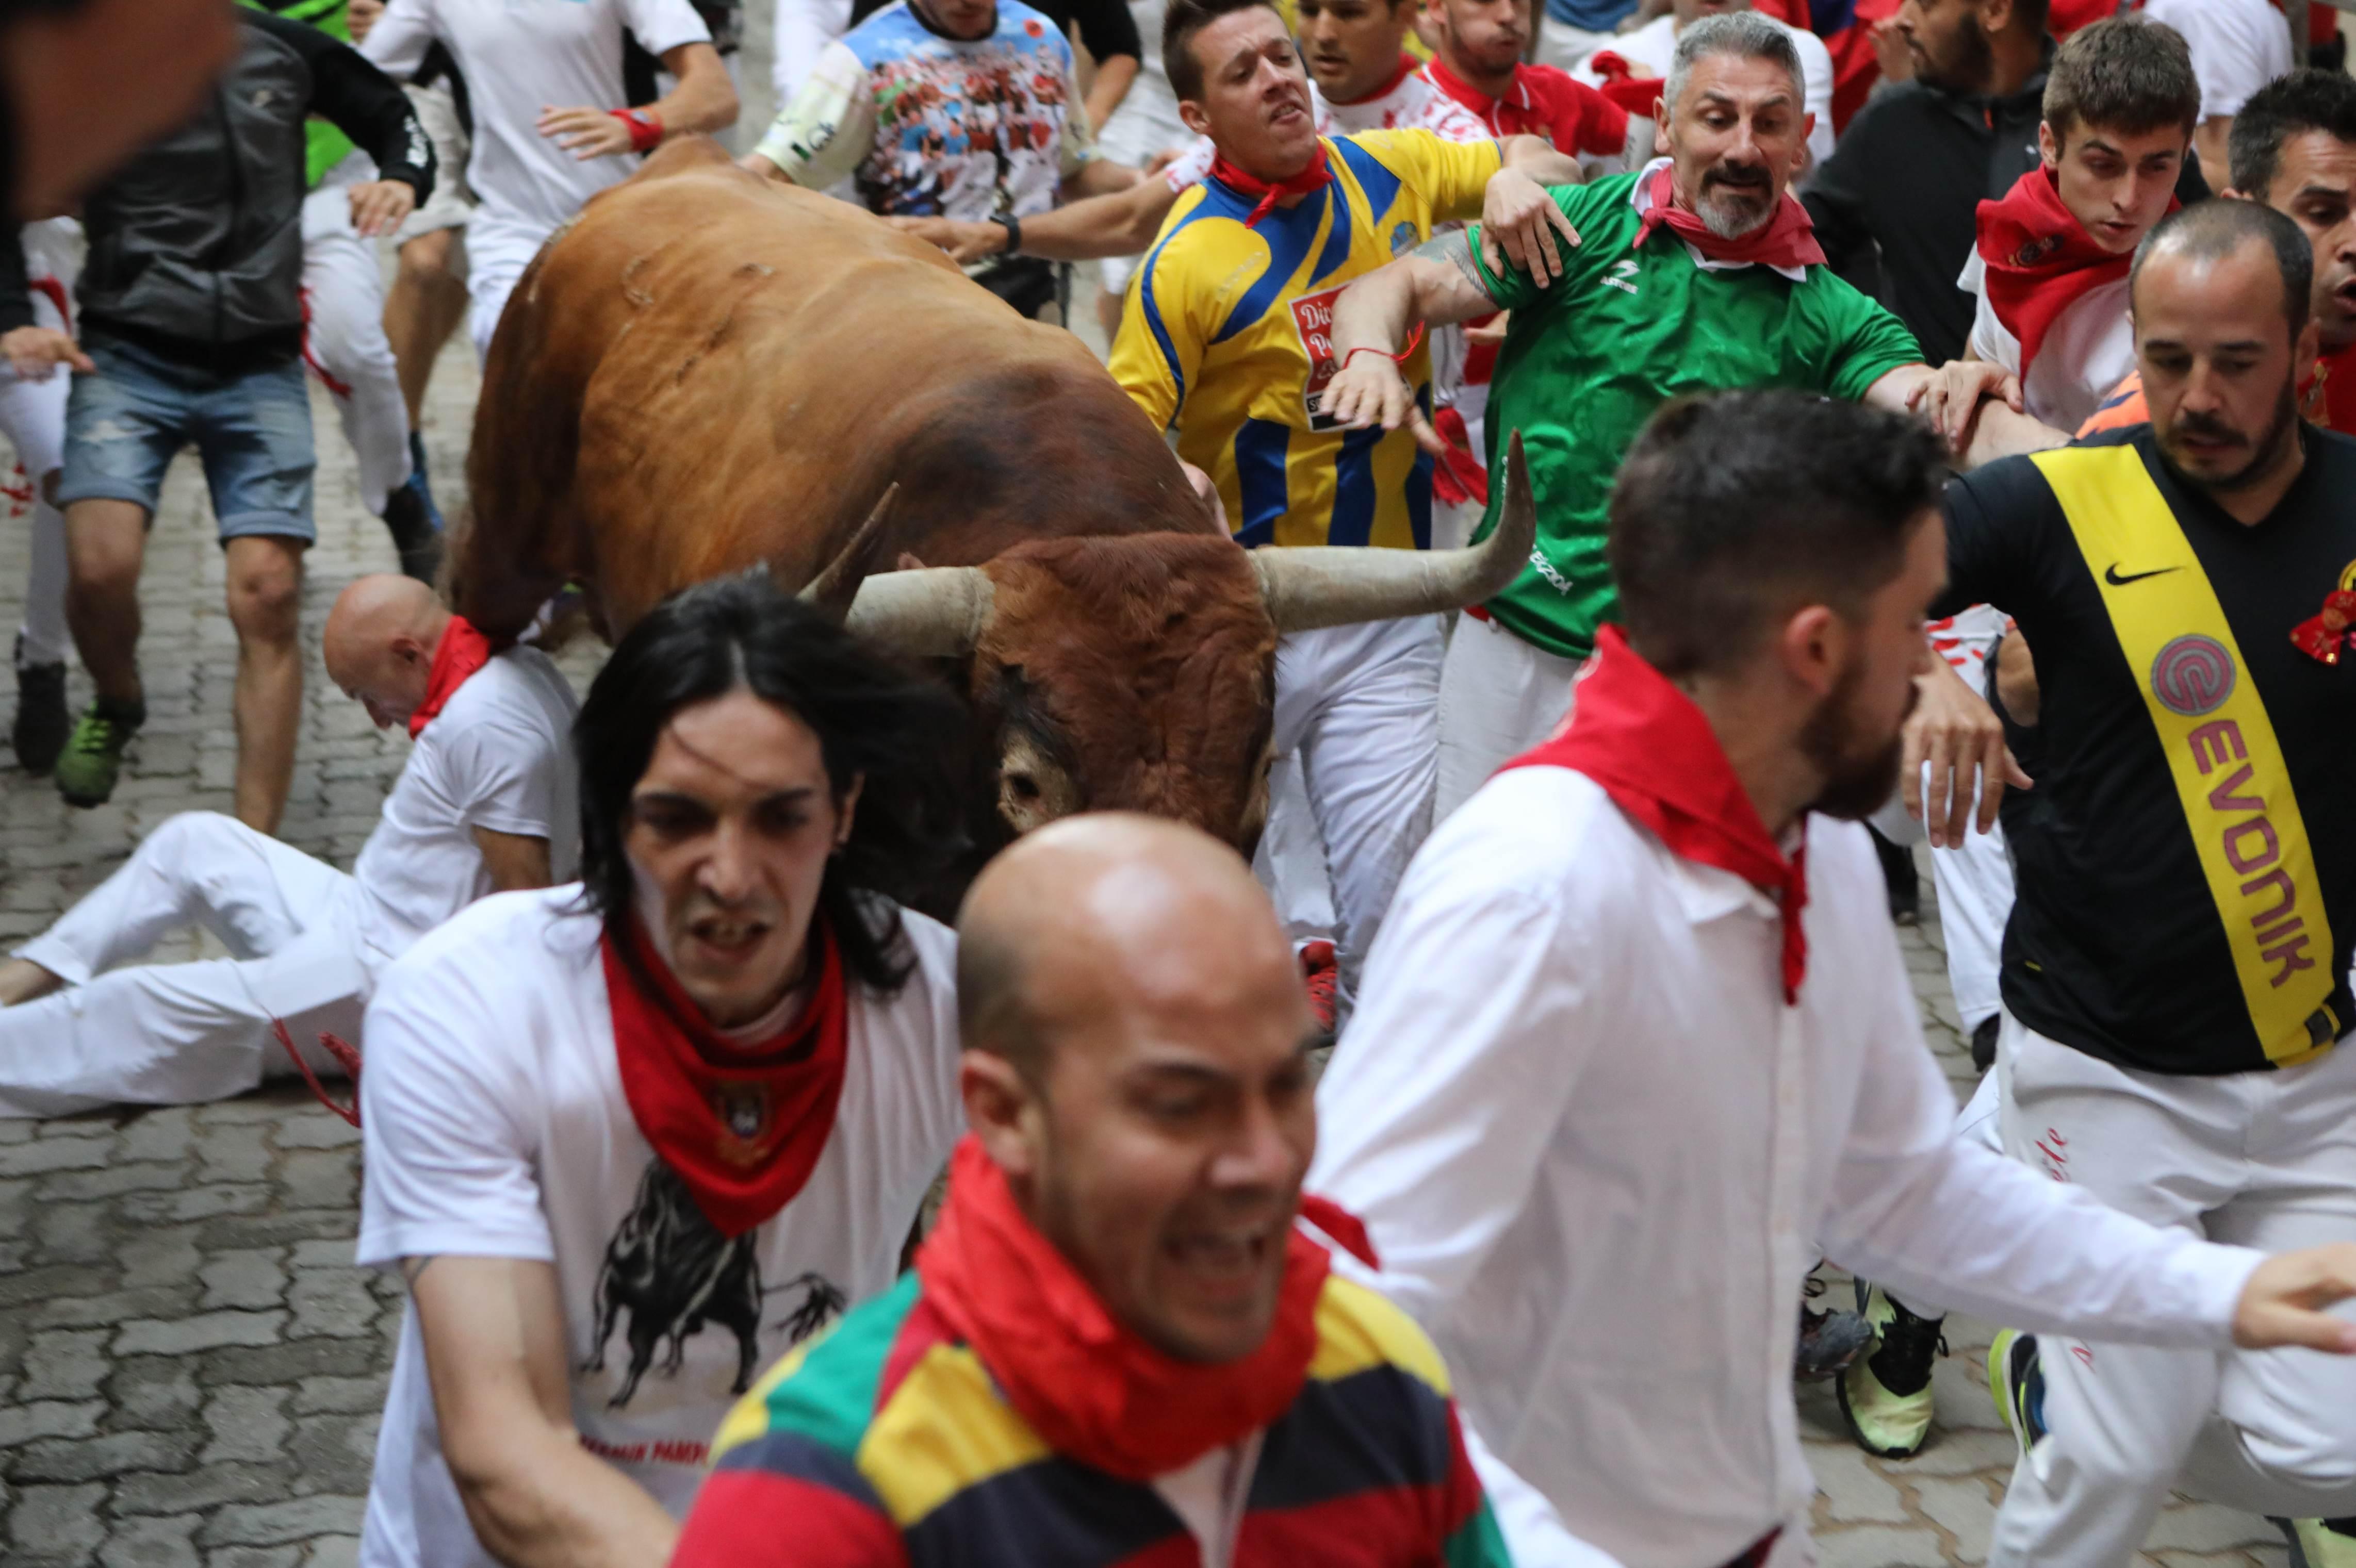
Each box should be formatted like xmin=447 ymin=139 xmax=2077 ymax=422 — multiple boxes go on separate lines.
xmin=59 ymin=332 xmax=315 ymax=544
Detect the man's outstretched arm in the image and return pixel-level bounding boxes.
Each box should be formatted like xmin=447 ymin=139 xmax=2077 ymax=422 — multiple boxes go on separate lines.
xmin=1322 ymin=231 xmax=1509 ymax=452
xmin=890 ymin=172 xmax=1180 ymax=264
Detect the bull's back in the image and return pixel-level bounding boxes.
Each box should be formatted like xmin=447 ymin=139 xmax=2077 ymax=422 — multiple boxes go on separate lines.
xmin=460 ymin=146 xmax=1186 ymax=637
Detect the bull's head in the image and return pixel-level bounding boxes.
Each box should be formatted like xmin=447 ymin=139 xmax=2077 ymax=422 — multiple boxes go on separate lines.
xmin=806 ymin=435 xmax=1539 ymax=854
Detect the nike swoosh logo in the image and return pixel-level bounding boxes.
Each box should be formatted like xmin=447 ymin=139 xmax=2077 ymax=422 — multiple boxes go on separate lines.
xmin=2104 ymin=564 xmax=2182 ymax=586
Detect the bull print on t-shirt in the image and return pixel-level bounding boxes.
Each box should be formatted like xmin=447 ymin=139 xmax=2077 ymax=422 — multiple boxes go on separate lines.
xmin=582 ymin=1161 xmax=848 ymax=1409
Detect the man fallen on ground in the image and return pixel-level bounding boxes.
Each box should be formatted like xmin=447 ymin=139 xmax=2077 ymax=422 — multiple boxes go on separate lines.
xmin=1320 ymin=11 xmax=2038 ymax=819
xmin=1306 ymin=387 xmax=2356 ymax=1568
xmin=672 ymin=812 xmax=1621 ymax=1568
xmin=0 ymin=574 xmax=571 ymax=1116
xmin=354 ymin=574 xmax=970 ymax=1568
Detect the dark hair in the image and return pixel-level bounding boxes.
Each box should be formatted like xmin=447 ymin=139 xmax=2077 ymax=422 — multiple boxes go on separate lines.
xmin=573 ymin=573 xmax=967 ymax=996
xmin=1163 ymin=0 xmax=1283 ymax=103
xmin=2229 ymin=69 xmax=2356 ymax=200
xmin=1607 ymin=391 xmax=1950 ymax=679
xmin=2042 ymin=15 xmax=2198 ymax=146
xmin=2131 ymin=199 xmax=2315 ymax=339
xmin=2009 ymin=0 xmax=2051 ymax=35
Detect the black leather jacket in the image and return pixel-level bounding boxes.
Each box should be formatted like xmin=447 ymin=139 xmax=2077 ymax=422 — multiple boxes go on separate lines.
xmin=0 ymin=10 xmax=432 ymax=364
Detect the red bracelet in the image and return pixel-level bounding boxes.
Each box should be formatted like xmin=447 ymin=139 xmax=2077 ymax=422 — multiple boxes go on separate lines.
xmin=1341 ymin=322 xmax=1427 ymax=370
xmin=610 ymin=108 xmax=665 ymax=154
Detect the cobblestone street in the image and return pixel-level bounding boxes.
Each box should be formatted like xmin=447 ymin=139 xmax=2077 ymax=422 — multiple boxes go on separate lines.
xmin=0 ymin=54 xmax=2311 ymax=1565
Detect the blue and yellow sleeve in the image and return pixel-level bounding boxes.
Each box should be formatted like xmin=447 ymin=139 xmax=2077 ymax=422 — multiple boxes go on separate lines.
xmin=1349 ymin=127 xmax=1502 ymax=226
xmin=1109 ymin=193 xmax=1217 ymax=432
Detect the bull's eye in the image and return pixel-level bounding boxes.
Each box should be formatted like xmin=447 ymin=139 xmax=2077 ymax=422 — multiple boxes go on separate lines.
xmin=1006 ymin=772 xmax=1041 ymax=801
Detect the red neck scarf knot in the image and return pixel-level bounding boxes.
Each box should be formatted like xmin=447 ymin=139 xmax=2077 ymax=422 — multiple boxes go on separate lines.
xmin=1975 ymin=164 xmax=2173 ymax=378
xmin=1504 ymin=627 xmax=1811 ymax=1004
xmin=407 ymin=616 xmax=493 ymax=739
xmin=603 ymin=915 xmax=850 ymax=1238
xmin=1631 ymin=159 xmax=1826 ymax=274
xmin=917 ymin=1137 xmax=1329 ymax=1480
xmin=1210 ymin=141 xmax=1333 ymax=228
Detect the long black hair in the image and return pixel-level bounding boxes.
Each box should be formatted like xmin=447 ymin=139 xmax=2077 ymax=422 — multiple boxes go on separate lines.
xmin=572 ymin=572 xmax=967 ymax=995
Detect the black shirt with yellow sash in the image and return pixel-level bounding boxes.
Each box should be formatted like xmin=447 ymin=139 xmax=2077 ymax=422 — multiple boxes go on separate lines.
xmin=1940 ymin=425 xmax=2356 ymax=1076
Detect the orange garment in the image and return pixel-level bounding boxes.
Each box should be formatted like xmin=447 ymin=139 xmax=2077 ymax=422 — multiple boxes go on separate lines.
xmin=2077 ymin=344 xmax=2356 ymax=437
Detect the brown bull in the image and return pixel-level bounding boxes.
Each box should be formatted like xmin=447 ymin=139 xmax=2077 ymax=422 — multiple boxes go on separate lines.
xmin=452 ymin=138 xmax=1532 ymax=882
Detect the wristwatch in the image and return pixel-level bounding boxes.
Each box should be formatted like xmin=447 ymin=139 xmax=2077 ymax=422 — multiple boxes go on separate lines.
xmin=990 ymin=213 xmax=1022 ymax=258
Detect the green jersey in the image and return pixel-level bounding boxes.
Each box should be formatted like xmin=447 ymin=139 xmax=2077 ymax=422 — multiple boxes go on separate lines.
xmin=239 ymin=0 xmax=357 ymax=188
xmin=1465 ymin=170 xmax=1921 ymax=660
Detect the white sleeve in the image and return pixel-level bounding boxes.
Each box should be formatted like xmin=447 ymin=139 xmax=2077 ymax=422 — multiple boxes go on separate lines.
xmin=2148 ymin=0 xmax=2293 ymax=122
xmin=1160 ymin=136 xmax=1215 ymax=192
xmin=360 ymin=0 xmax=437 ymax=77
xmin=1814 ymin=925 xmax=2260 ymax=1349
xmin=1465 ymin=1424 xmax=1626 ymax=1568
xmin=356 ymin=938 xmax=557 ymax=1269
xmin=754 ymin=39 xmax=878 ymax=186
xmin=1307 ymin=873 xmax=1611 ymax=1327
xmin=1956 ymin=249 xmax=2018 ymax=370
xmin=773 ymin=0 xmax=856 ymax=100
xmin=440 ymin=717 xmax=561 ymax=840
xmin=621 ymin=0 xmax=714 ymax=62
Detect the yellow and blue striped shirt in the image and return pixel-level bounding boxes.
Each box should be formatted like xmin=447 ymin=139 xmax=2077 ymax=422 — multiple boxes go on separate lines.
xmin=1110 ymin=130 xmax=1500 ymax=550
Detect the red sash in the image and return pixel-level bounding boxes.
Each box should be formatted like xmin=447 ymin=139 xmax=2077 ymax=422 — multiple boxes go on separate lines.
xmin=1504 ymin=627 xmax=1810 ymax=1002
xmin=917 ymin=1137 xmax=1327 ymax=1480
xmin=1633 ymin=161 xmax=1826 ymax=272
xmin=407 ymin=616 xmax=493 ymax=738
xmin=603 ymin=917 xmax=849 ymax=1239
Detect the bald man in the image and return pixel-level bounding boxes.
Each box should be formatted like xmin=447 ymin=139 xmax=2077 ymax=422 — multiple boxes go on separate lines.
xmin=675 ymin=814 xmax=1618 ymax=1568
xmin=0 ymin=574 xmax=576 ymax=1115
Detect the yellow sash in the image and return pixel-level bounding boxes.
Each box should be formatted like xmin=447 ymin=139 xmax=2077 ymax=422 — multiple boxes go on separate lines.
xmin=2034 ymin=447 xmax=2339 ymax=1066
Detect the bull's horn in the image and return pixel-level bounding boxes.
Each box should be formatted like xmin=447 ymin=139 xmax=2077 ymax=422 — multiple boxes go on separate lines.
xmin=796 ymin=484 xmax=899 ymax=622
xmin=1251 ymin=430 xmax=1537 ymax=635
xmin=841 ymin=566 xmax=994 ymax=657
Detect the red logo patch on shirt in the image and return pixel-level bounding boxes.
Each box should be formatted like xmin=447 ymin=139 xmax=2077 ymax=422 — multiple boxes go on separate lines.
xmin=1290 ymin=286 xmax=1346 ymax=431
xmin=1024 ymin=16 xmax=1043 ymax=35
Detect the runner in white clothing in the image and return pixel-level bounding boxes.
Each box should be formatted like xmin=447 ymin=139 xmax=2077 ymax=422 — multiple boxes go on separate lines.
xmin=356 ymin=573 xmax=969 ymax=1568
xmin=0 ymin=574 xmax=576 ymax=1116
xmin=1307 ymin=391 xmax=2356 ymax=1568
xmin=361 ymin=0 xmax=738 ymax=356
xmin=0 ymin=218 xmax=84 ymax=775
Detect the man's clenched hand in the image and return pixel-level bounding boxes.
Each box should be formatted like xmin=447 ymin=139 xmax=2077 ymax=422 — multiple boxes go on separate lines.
xmin=1906 ymin=358 xmax=2022 ymax=451
xmin=346 ymin=179 xmax=416 ymax=238
xmin=0 ymin=325 xmax=90 ymax=379
xmin=885 ymin=214 xmax=1006 ymax=264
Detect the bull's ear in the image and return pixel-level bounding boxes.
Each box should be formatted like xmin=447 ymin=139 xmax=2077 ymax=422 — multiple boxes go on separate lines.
xmin=799 ymin=484 xmax=899 ymax=623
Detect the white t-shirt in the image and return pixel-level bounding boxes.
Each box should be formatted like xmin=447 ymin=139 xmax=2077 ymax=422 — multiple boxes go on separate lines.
xmin=354 ymin=888 xmax=964 ymax=1568
xmin=362 ymin=0 xmax=713 ymax=233
xmin=2141 ymin=0 xmax=2294 ymax=122
xmin=350 ymin=647 xmax=580 ymax=962
xmin=1959 ymin=246 xmax=2136 ymax=435
xmin=1572 ymin=11 xmax=1835 ymax=167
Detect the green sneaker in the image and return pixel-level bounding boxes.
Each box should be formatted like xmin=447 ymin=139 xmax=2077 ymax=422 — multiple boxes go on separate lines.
xmin=1837 ymin=1282 xmax=1944 ymax=1458
xmin=2279 ymin=1519 xmax=2356 ymax=1567
xmin=1987 ymin=1328 xmax=2047 ymax=1458
xmin=54 ymin=697 xmax=143 ymax=807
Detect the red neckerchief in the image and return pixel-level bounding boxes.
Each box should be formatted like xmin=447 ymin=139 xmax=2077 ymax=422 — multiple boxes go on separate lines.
xmin=1976 ymin=165 xmax=2174 ymax=382
xmin=602 ymin=915 xmax=849 ymax=1239
xmin=917 ymin=1136 xmax=1328 ymax=1481
xmin=1209 ymin=141 xmax=1333 ymax=229
xmin=1578 ymin=50 xmax=1668 ymax=117
xmin=407 ymin=617 xmax=493 ymax=739
xmin=1424 ymin=55 xmax=1626 ymax=148
xmin=1431 ymin=405 xmax=1489 ymax=506
xmin=1633 ymin=160 xmax=1827 ymax=273
xmin=1332 ymin=52 xmax=1417 ymax=109
xmin=1503 ymin=627 xmax=1810 ymax=1003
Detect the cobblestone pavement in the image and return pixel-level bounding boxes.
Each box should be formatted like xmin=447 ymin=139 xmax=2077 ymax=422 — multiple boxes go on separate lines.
xmin=0 ymin=138 xmax=2304 ymax=1568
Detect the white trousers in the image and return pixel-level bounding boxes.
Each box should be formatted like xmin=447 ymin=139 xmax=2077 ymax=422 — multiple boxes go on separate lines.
xmin=464 ymin=210 xmax=557 ymax=362
xmin=303 ymin=154 xmax=412 ymax=517
xmin=1531 ymin=17 xmax=1616 ymax=75
xmin=1435 ymin=614 xmax=1582 ymax=821
xmin=1987 ymin=1016 xmax=2356 ymax=1565
xmin=773 ymin=0 xmax=856 ymax=104
xmin=1 ymin=813 xmax=373 ymax=1116
xmin=1253 ymin=754 xmax=1337 ymax=947
xmin=0 ymin=345 xmax=68 ymax=669
xmin=1271 ymin=615 xmax=1444 ymax=1008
